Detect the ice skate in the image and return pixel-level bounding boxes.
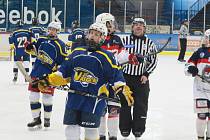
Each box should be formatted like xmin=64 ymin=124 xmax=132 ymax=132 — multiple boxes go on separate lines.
xmin=27 ymin=117 xmax=42 ymax=131
xmin=99 ymin=135 xmax=106 ymax=140
xmin=109 ymin=136 xmax=117 ymax=140
xmin=44 ymin=118 xmax=50 ymax=128
xmin=12 ymin=76 xmax=17 ymax=83
xmin=197 ymin=136 xmax=204 ymax=140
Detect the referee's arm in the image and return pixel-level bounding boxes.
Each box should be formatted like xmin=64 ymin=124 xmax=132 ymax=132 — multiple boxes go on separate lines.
xmin=145 ymin=42 xmax=158 ymax=76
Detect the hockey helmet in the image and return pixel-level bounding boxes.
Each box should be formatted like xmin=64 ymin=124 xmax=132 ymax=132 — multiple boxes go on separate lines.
xmin=96 ymin=13 xmax=115 ymax=25
xmin=182 ymin=19 xmax=188 ymax=24
xmin=89 ymin=22 xmax=108 ymax=37
xmin=132 ymin=17 xmax=146 ymax=26
xmin=17 ymin=19 xmax=24 ymax=28
xmin=202 ymin=29 xmax=210 ymax=47
xmin=71 ymin=20 xmax=80 ymax=29
xmin=32 ymin=17 xmax=38 ymax=25
xmin=48 ymin=21 xmax=62 ymax=32
xmin=204 ymin=29 xmax=210 ymax=39
xmin=96 ymin=13 xmax=116 ymax=34
xmin=86 ymin=22 xmax=108 ymax=51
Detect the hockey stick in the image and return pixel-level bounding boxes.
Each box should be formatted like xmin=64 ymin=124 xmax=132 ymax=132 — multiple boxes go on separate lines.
xmin=16 ymin=61 xmax=33 ymax=83
xmin=56 ymin=86 xmax=120 ymax=103
xmin=121 ymin=37 xmax=172 ymax=65
xmin=142 ymin=36 xmax=172 ymax=58
xmin=9 ymin=49 xmax=12 ymax=61
xmin=16 ymin=61 xmax=120 ymax=103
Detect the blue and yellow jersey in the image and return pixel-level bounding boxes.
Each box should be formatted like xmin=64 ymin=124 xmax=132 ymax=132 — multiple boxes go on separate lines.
xmin=68 ymin=28 xmax=85 ymax=42
xmin=29 ymin=26 xmax=46 ymax=40
xmin=67 ymin=28 xmax=86 ymax=51
xmin=9 ymin=29 xmax=32 ymax=56
xmin=30 ymin=36 xmax=67 ymax=78
xmin=55 ymin=47 xmax=125 ymax=115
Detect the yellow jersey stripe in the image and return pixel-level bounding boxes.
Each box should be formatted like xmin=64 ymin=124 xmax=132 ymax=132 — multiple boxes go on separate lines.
xmin=13 ymin=29 xmax=30 ymax=33
xmin=71 ymin=48 xmax=87 ymax=54
xmin=55 ymin=40 xmax=68 ymax=57
xmin=96 ymin=51 xmax=121 ymax=70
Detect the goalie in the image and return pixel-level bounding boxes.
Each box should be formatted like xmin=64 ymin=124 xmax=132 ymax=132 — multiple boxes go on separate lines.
xmin=185 ymin=29 xmax=210 ymax=140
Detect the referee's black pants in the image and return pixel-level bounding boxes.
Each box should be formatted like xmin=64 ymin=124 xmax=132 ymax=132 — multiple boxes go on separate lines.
xmin=119 ymin=73 xmax=150 ymax=137
xmin=178 ymin=38 xmax=187 ymax=60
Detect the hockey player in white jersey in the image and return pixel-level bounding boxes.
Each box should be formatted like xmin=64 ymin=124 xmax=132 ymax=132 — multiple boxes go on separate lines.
xmin=185 ymin=29 xmax=210 ymax=140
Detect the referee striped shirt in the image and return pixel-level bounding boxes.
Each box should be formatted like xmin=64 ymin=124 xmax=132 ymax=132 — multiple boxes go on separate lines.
xmin=121 ymin=34 xmax=158 ymax=76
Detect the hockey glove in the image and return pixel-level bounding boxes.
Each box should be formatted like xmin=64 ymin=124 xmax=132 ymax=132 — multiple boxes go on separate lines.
xmin=128 ymin=54 xmax=139 ymax=65
xmin=98 ymin=84 xmax=109 ymax=97
xmin=38 ymin=78 xmax=50 ymax=93
xmin=36 ymin=74 xmax=51 ymax=93
xmin=113 ymin=85 xmax=134 ymax=106
xmin=188 ymin=66 xmax=198 ymax=77
xmin=24 ymin=41 xmax=37 ymax=56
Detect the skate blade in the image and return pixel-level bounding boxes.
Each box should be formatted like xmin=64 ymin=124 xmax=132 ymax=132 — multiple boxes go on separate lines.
xmin=28 ymin=125 xmax=42 ymax=131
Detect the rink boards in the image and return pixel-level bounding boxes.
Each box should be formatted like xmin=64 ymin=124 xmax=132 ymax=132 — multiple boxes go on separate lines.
xmin=0 ymin=33 xmax=198 ymax=60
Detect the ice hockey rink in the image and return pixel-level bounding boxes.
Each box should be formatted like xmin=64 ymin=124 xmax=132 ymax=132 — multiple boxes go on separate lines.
xmin=0 ymin=55 xmax=197 ymax=140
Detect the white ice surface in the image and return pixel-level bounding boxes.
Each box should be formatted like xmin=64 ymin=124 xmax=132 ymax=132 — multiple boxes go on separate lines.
xmin=0 ymin=55 xmax=196 ymax=140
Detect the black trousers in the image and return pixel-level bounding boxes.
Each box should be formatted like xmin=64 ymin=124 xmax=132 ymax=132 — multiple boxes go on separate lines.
xmin=119 ymin=73 xmax=150 ymax=137
xmin=178 ymin=38 xmax=187 ymax=60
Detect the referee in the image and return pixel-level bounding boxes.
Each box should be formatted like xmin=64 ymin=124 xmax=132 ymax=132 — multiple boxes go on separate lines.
xmin=119 ymin=17 xmax=158 ymax=139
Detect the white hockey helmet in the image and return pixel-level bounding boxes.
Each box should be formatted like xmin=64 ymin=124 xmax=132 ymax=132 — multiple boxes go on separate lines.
xmin=132 ymin=17 xmax=146 ymax=26
xmin=48 ymin=21 xmax=62 ymax=32
xmin=203 ymin=29 xmax=210 ymax=47
xmin=89 ymin=22 xmax=108 ymax=37
xmin=204 ymin=29 xmax=210 ymax=39
xmin=96 ymin=13 xmax=115 ymax=25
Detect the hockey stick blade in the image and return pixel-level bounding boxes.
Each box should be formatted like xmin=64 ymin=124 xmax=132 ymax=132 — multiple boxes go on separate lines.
xmin=16 ymin=61 xmax=33 ymax=83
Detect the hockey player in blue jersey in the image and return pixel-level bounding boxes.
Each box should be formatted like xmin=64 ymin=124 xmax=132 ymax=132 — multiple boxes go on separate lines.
xmin=37 ymin=22 xmax=134 ymax=140
xmin=9 ymin=19 xmax=32 ymax=83
xmin=66 ymin=20 xmax=85 ymax=52
xmin=24 ymin=21 xmax=67 ymax=130
xmin=96 ymin=13 xmax=144 ymax=140
xmin=29 ymin=17 xmax=46 ymax=65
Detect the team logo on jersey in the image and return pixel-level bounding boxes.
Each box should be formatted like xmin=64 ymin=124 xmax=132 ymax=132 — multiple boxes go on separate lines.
xmin=37 ymin=50 xmax=53 ymax=64
xmin=73 ymin=67 xmax=98 ymax=87
xmin=200 ymin=52 xmax=205 ymax=58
